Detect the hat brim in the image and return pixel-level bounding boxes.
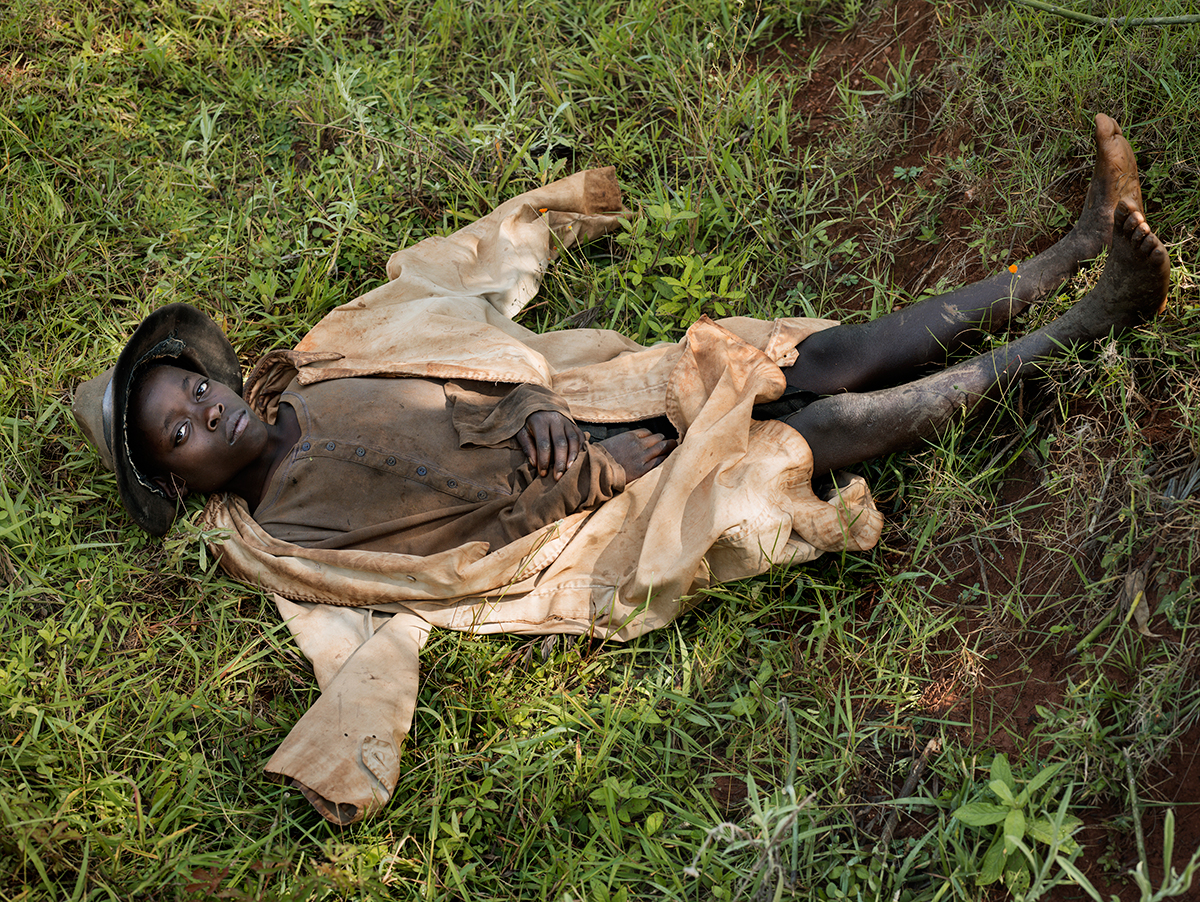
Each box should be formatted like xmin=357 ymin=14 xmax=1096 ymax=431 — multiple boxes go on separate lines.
xmin=103 ymin=304 xmax=242 ymax=536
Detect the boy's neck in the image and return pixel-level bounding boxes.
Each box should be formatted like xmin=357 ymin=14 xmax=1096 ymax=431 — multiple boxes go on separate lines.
xmin=229 ymin=403 xmax=302 ymax=511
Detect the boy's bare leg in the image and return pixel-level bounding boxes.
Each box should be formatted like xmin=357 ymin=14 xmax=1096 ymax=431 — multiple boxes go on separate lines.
xmin=786 ymin=204 xmax=1169 ymax=474
xmin=785 ymin=114 xmax=1143 ymax=395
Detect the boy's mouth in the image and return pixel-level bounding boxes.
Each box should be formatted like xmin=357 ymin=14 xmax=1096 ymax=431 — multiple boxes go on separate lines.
xmin=228 ymin=409 xmax=248 ymax=445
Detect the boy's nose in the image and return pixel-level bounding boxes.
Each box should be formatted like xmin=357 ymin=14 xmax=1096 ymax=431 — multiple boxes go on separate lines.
xmin=206 ymin=403 xmax=224 ymax=430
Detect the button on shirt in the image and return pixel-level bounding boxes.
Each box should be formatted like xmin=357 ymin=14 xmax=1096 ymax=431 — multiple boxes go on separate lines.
xmin=252 ymin=376 xmax=626 ymax=557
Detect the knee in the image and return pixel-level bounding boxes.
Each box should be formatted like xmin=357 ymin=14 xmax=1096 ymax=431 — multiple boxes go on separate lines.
xmin=783 ymin=395 xmax=866 ymax=445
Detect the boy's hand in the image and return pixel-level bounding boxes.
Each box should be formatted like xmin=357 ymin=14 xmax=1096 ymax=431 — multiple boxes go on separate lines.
xmin=518 ymin=411 xmax=588 ymax=480
xmin=597 ymin=429 xmax=676 ymax=480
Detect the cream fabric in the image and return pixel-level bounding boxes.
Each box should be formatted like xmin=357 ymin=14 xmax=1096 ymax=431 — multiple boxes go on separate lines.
xmin=200 ymin=168 xmax=884 ymax=823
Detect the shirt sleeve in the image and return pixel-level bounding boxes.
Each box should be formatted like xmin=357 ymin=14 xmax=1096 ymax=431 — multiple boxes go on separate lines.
xmin=445 ymin=380 xmax=573 ymax=447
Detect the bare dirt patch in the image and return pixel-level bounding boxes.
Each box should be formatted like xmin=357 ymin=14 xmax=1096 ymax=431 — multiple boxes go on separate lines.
xmin=771 ymin=0 xmax=1095 ymax=311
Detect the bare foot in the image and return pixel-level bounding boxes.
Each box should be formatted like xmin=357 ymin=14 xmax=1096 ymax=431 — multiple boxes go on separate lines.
xmin=598 ymin=428 xmax=676 ymax=480
xmin=1064 ymin=202 xmax=1170 ymax=336
xmin=1069 ymin=114 xmax=1144 ymax=258
xmin=980 ymin=115 xmax=1145 ymax=316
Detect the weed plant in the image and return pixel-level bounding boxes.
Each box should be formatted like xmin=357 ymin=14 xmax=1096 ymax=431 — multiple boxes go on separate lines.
xmin=2 ymin=0 xmax=1199 ymax=899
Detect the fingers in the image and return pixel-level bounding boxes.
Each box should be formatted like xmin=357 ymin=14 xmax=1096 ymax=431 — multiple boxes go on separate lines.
xmin=563 ymin=421 xmax=582 ymax=478
xmin=522 ymin=412 xmax=588 ymax=480
xmin=650 ymin=437 xmax=678 ymax=464
xmin=547 ymin=418 xmax=568 ymax=479
xmin=631 ymin=428 xmax=666 ymax=449
xmin=548 ymin=419 xmax=586 ymax=480
xmin=522 ymin=412 xmax=556 ymax=476
xmin=597 ymin=428 xmax=677 ymax=480
xmin=639 ymin=435 xmax=676 ymax=473
xmin=517 ymin=426 xmax=536 ymax=467
xmin=530 ymin=419 xmax=677 ymax=483
xmin=537 ymin=425 xmax=554 ymax=477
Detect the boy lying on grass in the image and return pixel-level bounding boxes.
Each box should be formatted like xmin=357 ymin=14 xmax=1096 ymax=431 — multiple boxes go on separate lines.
xmin=74 ymin=115 xmax=1169 ymax=824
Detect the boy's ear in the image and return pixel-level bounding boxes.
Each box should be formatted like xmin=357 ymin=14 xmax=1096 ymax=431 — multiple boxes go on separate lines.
xmin=152 ymin=474 xmax=189 ymax=500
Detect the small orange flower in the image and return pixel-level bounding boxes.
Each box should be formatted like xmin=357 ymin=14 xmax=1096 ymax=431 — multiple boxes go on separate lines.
xmin=1008 ymin=264 xmax=1018 ymax=273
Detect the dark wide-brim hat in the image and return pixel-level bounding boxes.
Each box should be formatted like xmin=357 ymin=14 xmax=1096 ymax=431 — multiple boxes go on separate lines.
xmin=72 ymin=303 xmax=243 ymax=536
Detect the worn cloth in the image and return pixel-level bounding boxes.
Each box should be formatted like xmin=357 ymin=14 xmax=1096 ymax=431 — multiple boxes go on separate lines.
xmin=253 ymin=377 xmax=625 ymax=556
xmin=200 ymin=167 xmax=885 ymax=824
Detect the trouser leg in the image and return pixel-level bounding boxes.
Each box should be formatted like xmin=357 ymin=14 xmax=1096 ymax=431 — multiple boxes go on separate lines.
xmin=785 ymin=203 xmax=1169 ymax=474
xmin=786 ymin=336 xmax=1053 ymax=473
xmin=782 ymin=242 xmax=1096 ymax=397
xmin=783 ymin=114 xmax=1143 ymax=396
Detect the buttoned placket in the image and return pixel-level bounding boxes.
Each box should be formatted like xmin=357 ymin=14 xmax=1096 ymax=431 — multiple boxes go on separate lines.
xmin=295 ymin=437 xmax=496 ymax=503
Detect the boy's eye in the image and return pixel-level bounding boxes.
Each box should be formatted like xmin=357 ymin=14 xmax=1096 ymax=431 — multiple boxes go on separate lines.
xmin=196 ymin=380 xmax=208 ymax=399
xmin=174 ymin=422 xmax=188 ymax=446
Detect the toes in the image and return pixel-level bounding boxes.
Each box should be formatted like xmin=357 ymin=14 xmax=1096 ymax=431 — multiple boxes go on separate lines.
xmin=1118 ymin=206 xmax=1146 ymax=238
xmin=1095 ymin=113 xmax=1119 ymax=141
xmin=1125 ymin=212 xmax=1150 ymax=241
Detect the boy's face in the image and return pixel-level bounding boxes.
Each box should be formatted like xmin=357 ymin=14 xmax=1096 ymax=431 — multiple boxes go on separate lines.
xmin=131 ymin=364 xmax=267 ymax=496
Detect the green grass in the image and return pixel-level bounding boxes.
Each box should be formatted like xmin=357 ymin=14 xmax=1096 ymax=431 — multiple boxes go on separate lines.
xmin=3 ymin=0 xmax=1200 ymax=898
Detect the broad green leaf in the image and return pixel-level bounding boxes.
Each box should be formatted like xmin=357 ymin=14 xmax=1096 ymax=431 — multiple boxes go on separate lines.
xmin=990 ymin=753 xmax=1014 ymax=790
xmin=1003 ymin=856 xmax=1031 ymax=896
xmin=979 ymin=834 xmax=1006 ymax=886
xmin=589 ymin=877 xmax=611 ymax=902
xmin=1027 ymin=816 xmax=1081 ymax=852
xmin=644 ymin=811 xmax=664 ymax=835
xmin=1004 ymin=807 xmax=1026 ymax=854
xmin=953 ymin=802 xmax=1009 ymax=826
xmin=1008 ymin=834 xmax=1038 ymax=868
xmin=1024 ymin=761 xmax=1064 ymax=797
xmin=729 ymin=696 xmax=757 ymax=717
xmin=989 ymin=779 xmax=1016 ymax=805
xmin=637 ymin=707 xmax=662 ymax=725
